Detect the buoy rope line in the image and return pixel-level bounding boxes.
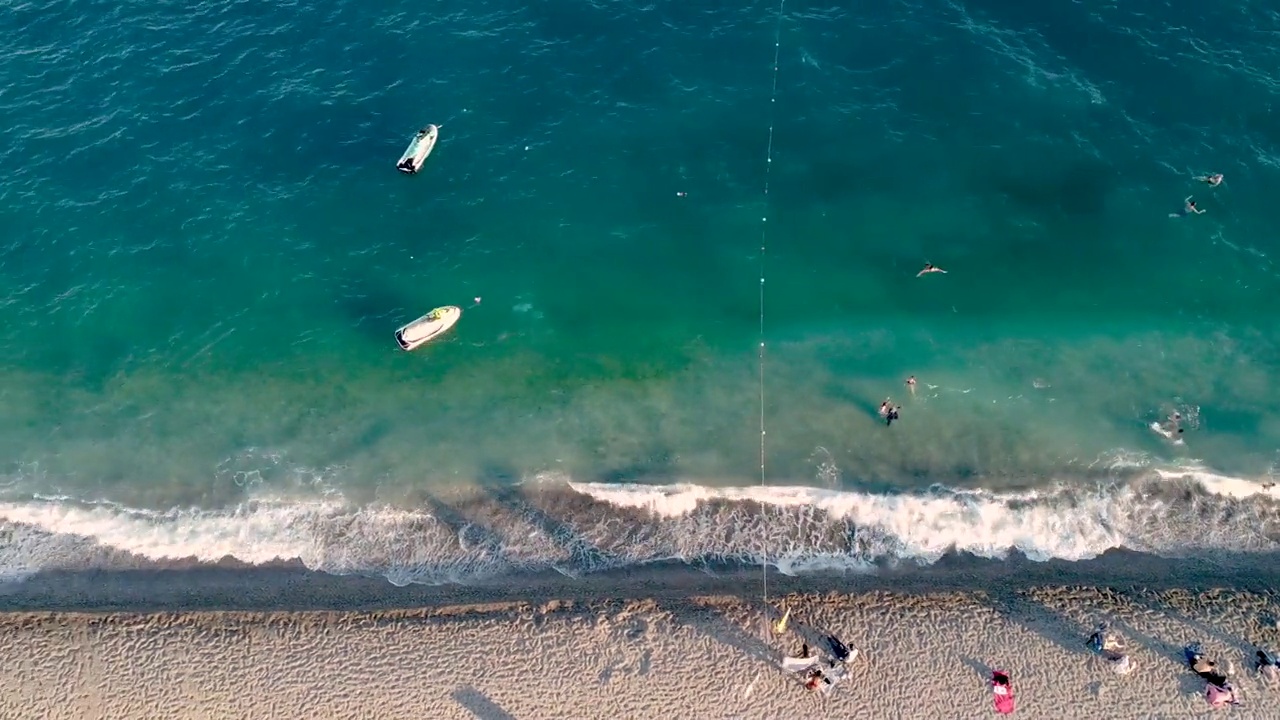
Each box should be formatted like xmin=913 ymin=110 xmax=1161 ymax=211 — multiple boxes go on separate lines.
xmin=759 ymin=0 xmax=786 ymax=606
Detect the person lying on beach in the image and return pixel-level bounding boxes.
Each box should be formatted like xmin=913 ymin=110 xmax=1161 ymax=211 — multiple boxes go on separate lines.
xmin=1195 ymin=173 xmax=1224 ymax=187
xmin=917 ymin=263 xmax=947 ymax=277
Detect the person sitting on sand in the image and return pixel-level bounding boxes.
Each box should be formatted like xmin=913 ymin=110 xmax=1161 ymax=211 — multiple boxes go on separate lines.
xmin=1205 ymin=681 xmax=1241 ymax=708
xmin=1086 ymin=623 xmax=1116 ymax=654
xmin=1087 ymin=623 xmax=1133 ymax=674
xmin=1257 ymin=649 xmax=1279 ymax=683
xmin=917 ymin=263 xmax=947 ymax=277
xmin=1195 ymin=173 xmax=1224 ymax=187
xmin=803 ymin=667 xmax=831 ymax=691
xmin=1186 ymin=645 xmax=1230 ymax=687
xmin=826 ymin=635 xmax=852 ymax=664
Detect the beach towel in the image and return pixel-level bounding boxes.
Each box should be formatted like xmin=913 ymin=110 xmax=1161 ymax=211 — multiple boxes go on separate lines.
xmin=991 ymin=670 xmax=1015 ymax=714
xmin=1107 ymin=654 xmax=1133 ymax=676
xmin=781 ymin=655 xmax=818 ymax=674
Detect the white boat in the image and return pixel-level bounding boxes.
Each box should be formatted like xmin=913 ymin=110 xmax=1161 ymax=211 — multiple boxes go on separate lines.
xmin=395 ymin=305 xmax=461 ymax=351
xmin=396 ymin=125 xmax=439 ymax=174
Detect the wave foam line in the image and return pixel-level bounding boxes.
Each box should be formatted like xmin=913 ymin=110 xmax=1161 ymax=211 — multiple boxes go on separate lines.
xmin=2 ymin=471 xmax=1278 ymax=585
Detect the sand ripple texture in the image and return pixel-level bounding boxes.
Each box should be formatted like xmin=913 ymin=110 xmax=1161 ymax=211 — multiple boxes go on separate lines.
xmin=2 ymin=587 xmax=1279 ymax=719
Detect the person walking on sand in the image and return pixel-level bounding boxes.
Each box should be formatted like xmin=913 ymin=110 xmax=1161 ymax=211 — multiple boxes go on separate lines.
xmin=1170 ymin=196 xmax=1205 ymax=217
xmin=1195 ymin=173 xmax=1224 ymax=187
xmin=917 ymin=263 xmax=947 ymax=277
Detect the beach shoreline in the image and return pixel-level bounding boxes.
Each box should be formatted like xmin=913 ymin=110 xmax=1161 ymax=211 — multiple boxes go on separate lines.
xmin=2 ymin=548 xmax=1278 ymax=613
xmin=3 ymin=551 xmax=1279 ymax=718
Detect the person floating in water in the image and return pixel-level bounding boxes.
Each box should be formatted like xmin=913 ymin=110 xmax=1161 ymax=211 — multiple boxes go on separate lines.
xmin=906 ymin=375 xmax=917 ymax=396
xmin=1171 ymin=196 xmax=1206 ymax=217
xmin=1195 ymin=173 xmax=1224 ymax=187
xmin=1165 ymin=412 xmax=1185 ymax=436
xmin=917 ymin=263 xmax=947 ymax=277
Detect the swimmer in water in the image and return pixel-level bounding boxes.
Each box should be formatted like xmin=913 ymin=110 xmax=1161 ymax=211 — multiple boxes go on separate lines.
xmin=1166 ymin=412 xmax=1185 ymax=435
xmin=879 ymin=400 xmax=892 ymax=417
xmin=1195 ymin=173 xmax=1224 ymax=187
xmin=917 ymin=263 xmax=947 ymax=277
xmin=886 ymin=406 xmax=901 ymax=427
xmin=1171 ymin=196 xmax=1206 ymax=217
xmin=906 ymin=375 xmax=917 ymax=396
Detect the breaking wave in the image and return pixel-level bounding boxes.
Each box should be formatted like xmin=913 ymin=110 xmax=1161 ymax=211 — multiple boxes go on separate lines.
xmin=2 ymin=467 xmax=1278 ymax=586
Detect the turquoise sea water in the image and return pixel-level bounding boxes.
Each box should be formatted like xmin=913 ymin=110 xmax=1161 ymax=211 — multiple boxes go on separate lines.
xmin=2 ymin=0 xmax=1280 ymax=582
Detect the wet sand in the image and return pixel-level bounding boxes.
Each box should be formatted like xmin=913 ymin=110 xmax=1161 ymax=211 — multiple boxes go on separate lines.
xmin=2 ymin=552 xmax=1279 ymax=719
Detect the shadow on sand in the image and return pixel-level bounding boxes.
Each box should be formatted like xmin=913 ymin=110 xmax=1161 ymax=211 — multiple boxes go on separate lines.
xmin=452 ymin=686 xmax=517 ymax=720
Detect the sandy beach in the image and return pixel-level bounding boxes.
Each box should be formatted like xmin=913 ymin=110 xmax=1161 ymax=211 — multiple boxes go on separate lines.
xmin=1 ymin=552 xmax=1278 ymax=719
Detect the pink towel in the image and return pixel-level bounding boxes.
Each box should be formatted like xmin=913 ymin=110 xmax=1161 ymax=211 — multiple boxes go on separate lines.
xmin=991 ymin=670 xmax=1016 ymax=714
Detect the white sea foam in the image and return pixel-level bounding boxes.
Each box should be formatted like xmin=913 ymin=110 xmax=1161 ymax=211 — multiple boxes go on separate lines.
xmin=1 ymin=466 xmax=1277 ymax=585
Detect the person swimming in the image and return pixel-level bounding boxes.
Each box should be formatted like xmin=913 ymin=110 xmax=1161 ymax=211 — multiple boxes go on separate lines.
xmin=1195 ymin=173 xmax=1224 ymax=187
xmin=906 ymin=375 xmax=917 ymax=396
xmin=1171 ymin=196 xmax=1206 ymax=217
xmin=917 ymin=263 xmax=947 ymax=277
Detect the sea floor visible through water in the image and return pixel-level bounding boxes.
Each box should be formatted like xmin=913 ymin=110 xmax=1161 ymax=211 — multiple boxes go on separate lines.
xmin=1 ymin=0 xmax=1280 ymax=583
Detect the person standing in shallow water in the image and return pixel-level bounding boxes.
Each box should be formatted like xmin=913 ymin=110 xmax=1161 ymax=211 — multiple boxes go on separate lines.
xmin=879 ymin=400 xmax=901 ymax=427
xmin=906 ymin=375 xmax=917 ymax=396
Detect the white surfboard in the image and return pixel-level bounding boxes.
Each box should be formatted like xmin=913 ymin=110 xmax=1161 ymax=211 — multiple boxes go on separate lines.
xmin=396 ymin=125 xmax=439 ymax=174
xmin=395 ymin=305 xmax=460 ymax=351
